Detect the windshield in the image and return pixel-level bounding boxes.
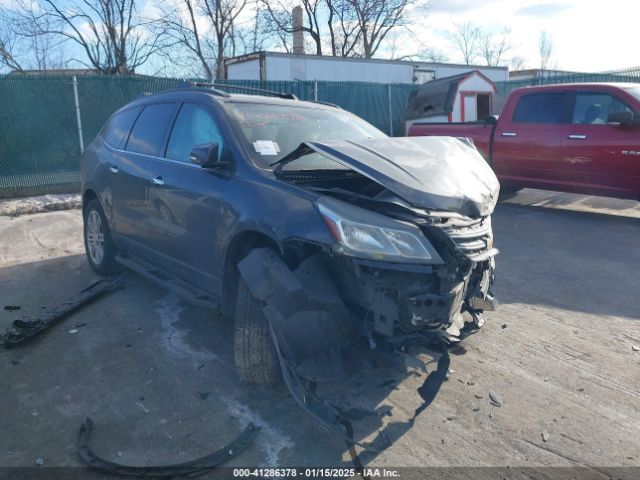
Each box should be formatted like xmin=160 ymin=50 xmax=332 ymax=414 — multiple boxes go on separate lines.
xmin=226 ymin=102 xmax=387 ymax=170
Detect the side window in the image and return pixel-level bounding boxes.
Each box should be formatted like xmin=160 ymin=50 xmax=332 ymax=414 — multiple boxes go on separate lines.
xmin=126 ymin=103 xmax=177 ymax=156
xmin=103 ymin=107 xmax=141 ymax=149
xmin=572 ymin=92 xmax=634 ymax=124
xmin=512 ymin=93 xmax=567 ymax=124
xmin=166 ymin=103 xmax=225 ymax=163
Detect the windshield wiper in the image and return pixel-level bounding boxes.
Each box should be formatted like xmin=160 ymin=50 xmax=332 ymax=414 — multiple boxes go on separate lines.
xmin=270 ymin=143 xmax=314 ymax=176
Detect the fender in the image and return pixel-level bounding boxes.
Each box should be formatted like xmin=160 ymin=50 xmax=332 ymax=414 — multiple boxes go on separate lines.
xmin=236 ymin=248 xmax=355 ymax=382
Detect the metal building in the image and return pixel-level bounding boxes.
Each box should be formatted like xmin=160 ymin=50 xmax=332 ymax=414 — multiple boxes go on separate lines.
xmin=224 ymin=51 xmax=509 ymax=85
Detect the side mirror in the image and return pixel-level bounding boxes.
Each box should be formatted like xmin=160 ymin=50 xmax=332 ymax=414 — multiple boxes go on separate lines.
xmin=190 ymin=142 xmax=223 ymax=168
xmin=607 ymin=111 xmax=636 ymax=126
xmin=484 ymin=115 xmax=498 ymax=125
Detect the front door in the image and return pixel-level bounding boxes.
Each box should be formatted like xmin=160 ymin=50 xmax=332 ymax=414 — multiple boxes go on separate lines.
xmin=492 ymin=91 xmax=570 ymax=187
xmin=145 ymin=102 xmax=229 ymax=294
xmin=560 ymin=90 xmax=640 ymax=197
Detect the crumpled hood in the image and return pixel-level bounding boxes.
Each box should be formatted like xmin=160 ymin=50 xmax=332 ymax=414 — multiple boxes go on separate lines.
xmin=306 ymin=136 xmax=500 ymax=217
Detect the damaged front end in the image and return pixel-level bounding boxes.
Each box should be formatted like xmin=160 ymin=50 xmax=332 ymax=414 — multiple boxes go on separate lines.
xmin=316 ymin=194 xmax=498 ymax=345
xmin=238 ymin=135 xmax=500 ymax=434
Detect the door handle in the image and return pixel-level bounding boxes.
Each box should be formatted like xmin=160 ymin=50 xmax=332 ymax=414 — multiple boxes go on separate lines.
xmin=109 ymin=166 xmax=119 ymax=174
xmin=568 ymin=134 xmax=587 ymax=140
xmin=152 ymin=176 xmax=165 ymax=186
xmin=502 ymin=132 xmax=517 ymax=137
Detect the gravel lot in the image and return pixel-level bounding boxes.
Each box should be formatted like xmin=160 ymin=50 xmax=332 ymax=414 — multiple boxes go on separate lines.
xmin=0 ymin=191 xmax=638 ymax=477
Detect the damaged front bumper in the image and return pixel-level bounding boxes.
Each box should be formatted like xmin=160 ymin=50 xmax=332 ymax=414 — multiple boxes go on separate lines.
xmin=237 ymin=240 xmax=496 ymax=436
xmin=329 ymin=253 xmax=496 ymax=343
xmin=238 ymin=227 xmax=497 ymax=382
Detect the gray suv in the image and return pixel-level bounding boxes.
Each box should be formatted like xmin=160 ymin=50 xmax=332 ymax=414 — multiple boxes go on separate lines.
xmin=81 ymin=84 xmax=499 ymax=432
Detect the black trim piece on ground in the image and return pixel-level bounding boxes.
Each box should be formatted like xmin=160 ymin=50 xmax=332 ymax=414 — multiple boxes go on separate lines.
xmin=77 ymin=417 xmax=261 ymax=477
xmin=0 ymin=274 xmax=125 ymax=348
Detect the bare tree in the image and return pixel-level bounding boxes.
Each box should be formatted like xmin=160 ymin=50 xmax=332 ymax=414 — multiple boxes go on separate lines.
xmin=325 ymin=0 xmax=360 ymax=57
xmin=15 ymin=0 xmax=163 ymax=75
xmin=510 ymin=55 xmax=526 ymax=71
xmin=260 ymin=0 xmax=324 ymax=55
xmin=157 ymin=0 xmax=249 ymax=80
xmin=416 ymin=47 xmax=448 ymax=63
xmin=0 ymin=3 xmax=68 ymax=72
xmin=479 ymin=27 xmax=512 ymax=67
xmin=158 ymin=0 xmax=215 ymax=80
xmin=447 ymin=22 xmax=480 ymax=65
xmin=0 ymin=9 xmax=24 ymax=72
xmin=201 ymin=0 xmax=249 ymax=78
xmin=538 ymin=30 xmax=554 ymax=70
xmin=14 ymin=4 xmax=67 ymax=70
xmin=347 ymin=0 xmax=417 ymax=58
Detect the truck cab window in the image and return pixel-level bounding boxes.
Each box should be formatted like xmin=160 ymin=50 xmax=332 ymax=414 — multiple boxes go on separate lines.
xmin=572 ymin=92 xmax=634 ymax=124
xmin=512 ymin=93 xmax=567 ymax=124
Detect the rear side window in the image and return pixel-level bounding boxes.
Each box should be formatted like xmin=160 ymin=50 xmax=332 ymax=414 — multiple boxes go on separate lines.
xmin=103 ymin=107 xmax=140 ymax=149
xmin=512 ymin=93 xmax=567 ymax=124
xmin=166 ymin=103 xmax=225 ymax=163
xmin=126 ymin=103 xmax=177 ymax=156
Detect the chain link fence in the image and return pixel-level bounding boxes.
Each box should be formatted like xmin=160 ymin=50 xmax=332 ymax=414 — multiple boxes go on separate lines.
xmin=1 ymin=68 xmax=639 ymax=198
xmin=493 ymin=66 xmax=640 ymax=112
xmin=0 ymin=75 xmax=414 ymax=197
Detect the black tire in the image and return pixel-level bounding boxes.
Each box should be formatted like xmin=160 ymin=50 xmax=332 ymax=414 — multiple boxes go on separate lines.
xmin=233 ymin=273 xmax=281 ymax=385
xmin=83 ymin=199 xmax=119 ymax=276
xmin=498 ymin=185 xmax=522 ymax=200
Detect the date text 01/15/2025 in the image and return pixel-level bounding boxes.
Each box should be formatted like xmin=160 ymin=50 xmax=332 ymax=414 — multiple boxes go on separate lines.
xmin=232 ymin=468 xmax=401 ymax=477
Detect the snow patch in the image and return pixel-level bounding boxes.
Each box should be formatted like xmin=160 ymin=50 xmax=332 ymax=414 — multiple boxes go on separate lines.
xmin=225 ymin=401 xmax=294 ymax=466
xmin=0 ymin=194 xmax=81 ymax=217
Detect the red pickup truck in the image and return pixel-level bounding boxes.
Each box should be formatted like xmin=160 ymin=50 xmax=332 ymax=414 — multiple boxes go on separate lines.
xmin=407 ymin=83 xmax=640 ymax=200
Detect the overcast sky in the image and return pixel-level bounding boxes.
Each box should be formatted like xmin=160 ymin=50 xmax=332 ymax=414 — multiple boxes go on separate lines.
xmin=394 ymin=0 xmax=639 ymax=71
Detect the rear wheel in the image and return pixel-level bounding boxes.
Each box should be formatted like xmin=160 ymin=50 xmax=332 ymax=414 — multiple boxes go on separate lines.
xmin=233 ymin=271 xmax=280 ymax=385
xmin=83 ymin=199 xmax=119 ymax=275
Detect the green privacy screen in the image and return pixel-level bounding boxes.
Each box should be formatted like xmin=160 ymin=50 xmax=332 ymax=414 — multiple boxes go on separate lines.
xmin=0 ymin=75 xmax=414 ymax=197
xmin=1 ymin=67 xmax=638 ymax=197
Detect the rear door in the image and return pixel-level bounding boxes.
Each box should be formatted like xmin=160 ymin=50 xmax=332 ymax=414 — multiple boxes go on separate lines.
xmin=115 ymin=102 xmax=178 ymax=259
xmin=99 ymin=106 xmax=141 ymax=232
xmin=492 ymin=91 xmax=571 ymax=186
xmin=144 ymin=102 xmax=229 ymax=293
xmin=560 ymin=90 xmax=640 ymax=197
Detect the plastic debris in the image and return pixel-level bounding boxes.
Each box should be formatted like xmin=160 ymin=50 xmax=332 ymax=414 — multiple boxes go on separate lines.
xmin=489 ymin=390 xmax=503 ymax=407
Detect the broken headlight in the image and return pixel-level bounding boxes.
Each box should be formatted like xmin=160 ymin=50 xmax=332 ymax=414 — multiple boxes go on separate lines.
xmin=317 ymin=196 xmax=443 ymax=264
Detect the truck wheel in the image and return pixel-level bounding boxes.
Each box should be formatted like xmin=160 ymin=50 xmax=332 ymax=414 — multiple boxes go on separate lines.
xmin=499 ymin=186 xmax=521 ymax=200
xmin=83 ymin=199 xmax=119 ymax=276
xmin=233 ymin=273 xmax=281 ymax=385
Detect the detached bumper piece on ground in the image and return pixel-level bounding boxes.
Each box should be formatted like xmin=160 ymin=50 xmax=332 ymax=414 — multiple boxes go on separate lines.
xmin=0 ymin=274 xmax=124 ymax=347
xmin=77 ymin=417 xmax=260 ymax=477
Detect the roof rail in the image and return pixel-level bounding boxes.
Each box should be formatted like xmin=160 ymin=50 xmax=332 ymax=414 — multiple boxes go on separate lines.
xmin=176 ymin=80 xmax=230 ymax=97
xmin=311 ymin=100 xmax=342 ymax=109
xmin=187 ymin=81 xmax=298 ymax=100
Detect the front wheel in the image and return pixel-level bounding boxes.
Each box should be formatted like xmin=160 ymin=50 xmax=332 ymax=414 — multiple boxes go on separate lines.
xmin=233 ymin=272 xmax=281 ymax=385
xmin=83 ymin=199 xmax=119 ymax=275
